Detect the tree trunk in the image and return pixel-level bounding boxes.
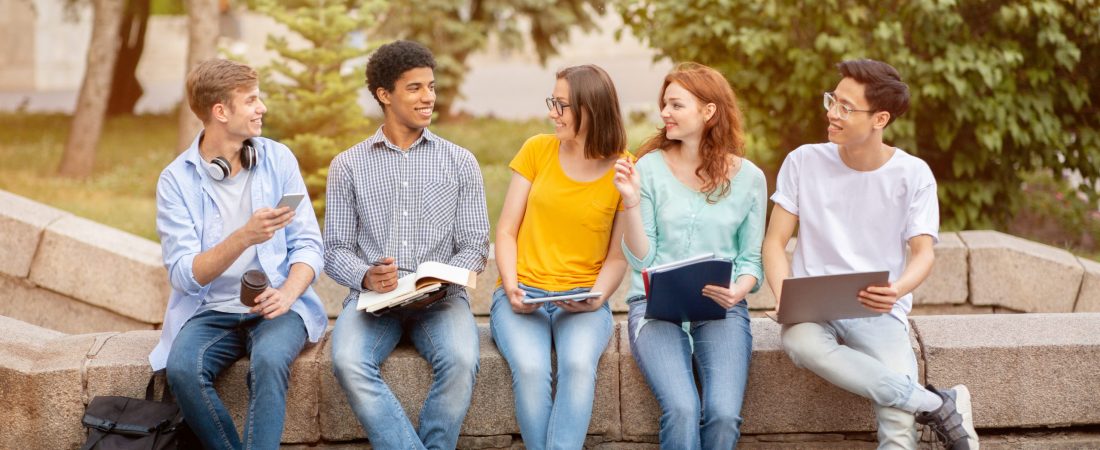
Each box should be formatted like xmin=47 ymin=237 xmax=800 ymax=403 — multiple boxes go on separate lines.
xmin=176 ymin=0 xmax=219 ymax=153
xmin=58 ymin=0 xmax=127 ymax=178
xmin=107 ymin=0 xmax=151 ymax=116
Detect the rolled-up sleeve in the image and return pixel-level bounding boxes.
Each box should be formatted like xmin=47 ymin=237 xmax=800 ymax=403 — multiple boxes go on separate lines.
xmin=447 ymin=152 xmax=490 ymax=273
xmin=155 ymin=171 xmax=203 ymax=296
xmin=323 ymin=154 xmax=370 ymax=291
xmin=734 ymin=171 xmax=766 ymax=293
xmin=622 ymin=167 xmax=657 ymax=271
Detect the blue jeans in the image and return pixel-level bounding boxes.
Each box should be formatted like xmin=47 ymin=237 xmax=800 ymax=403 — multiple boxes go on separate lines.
xmin=489 ymin=284 xmax=613 ymax=450
xmin=331 ymin=292 xmax=480 ymax=450
xmin=627 ymin=297 xmax=752 ymax=450
xmin=166 ymin=310 xmax=307 ymax=450
xmin=781 ymin=315 xmax=921 ymax=449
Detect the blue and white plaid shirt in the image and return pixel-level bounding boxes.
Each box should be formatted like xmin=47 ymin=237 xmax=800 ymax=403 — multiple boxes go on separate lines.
xmin=324 ymin=126 xmax=490 ymax=306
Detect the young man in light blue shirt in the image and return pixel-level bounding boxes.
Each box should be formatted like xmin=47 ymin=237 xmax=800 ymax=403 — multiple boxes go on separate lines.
xmin=151 ymin=58 xmax=326 ymax=450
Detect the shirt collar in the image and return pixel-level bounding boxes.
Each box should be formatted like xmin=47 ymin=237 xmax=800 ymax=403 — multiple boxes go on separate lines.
xmin=368 ymin=125 xmax=438 ymax=152
xmin=182 ymin=129 xmax=266 ymax=179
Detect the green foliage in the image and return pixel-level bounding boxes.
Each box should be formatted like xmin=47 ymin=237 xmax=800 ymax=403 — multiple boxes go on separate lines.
xmin=375 ymin=0 xmax=609 ymax=117
xmin=1010 ymin=170 xmax=1100 ymax=255
xmin=619 ymin=0 xmax=1100 ymax=230
xmin=253 ymin=0 xmax=385 ymax=218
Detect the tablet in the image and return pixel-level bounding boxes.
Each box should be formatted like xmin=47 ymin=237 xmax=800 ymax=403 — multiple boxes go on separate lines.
xmin=521 ymin=291 xmax=602 ymax=304
xmin=276 ymin=193 xmax=306 ymax=211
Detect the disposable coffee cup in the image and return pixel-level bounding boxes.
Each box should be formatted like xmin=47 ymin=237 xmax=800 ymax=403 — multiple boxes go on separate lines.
xmin=240 ymin=270 xmax=269 ymax=307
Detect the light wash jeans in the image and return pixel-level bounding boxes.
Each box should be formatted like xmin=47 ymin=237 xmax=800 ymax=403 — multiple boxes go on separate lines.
xmin=626 ymin=296 xmax=752 ymax=450
xmin=330 ymin=292 xmax=479 ymax=450
xmin=781 ymin=314 xmax=922 ymax=449
xmin=489 ymin=284 xmax=614 ymax=450
xmin=166 ymin=310 xmax=307 ymax=450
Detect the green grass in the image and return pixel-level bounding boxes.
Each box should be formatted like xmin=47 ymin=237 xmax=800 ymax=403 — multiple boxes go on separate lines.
xmin=0 ymin=113 xmax=658 ymax=242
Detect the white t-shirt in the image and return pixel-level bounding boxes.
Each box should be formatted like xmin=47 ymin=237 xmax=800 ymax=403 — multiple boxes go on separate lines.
xmin=771 ymin=142 xmax=939 ymax=323
xmin=199 ymin=167 xmax=263 ymax=314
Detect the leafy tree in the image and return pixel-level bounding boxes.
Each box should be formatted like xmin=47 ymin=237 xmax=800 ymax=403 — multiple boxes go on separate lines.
xmin=619 ymin=0 xmax=1100 ymax=230
xmin=376 ymin=0 xmax=609 ymax=117
xmin=253 ymin=0 xmax=383 ymax=218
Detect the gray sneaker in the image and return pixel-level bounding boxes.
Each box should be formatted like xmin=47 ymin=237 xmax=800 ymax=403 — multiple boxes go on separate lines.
xmin=915 ymin=384 xmax=979 ymax=449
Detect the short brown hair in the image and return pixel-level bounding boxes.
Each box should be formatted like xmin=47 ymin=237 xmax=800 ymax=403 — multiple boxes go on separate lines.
xmin=556 ymin=65 xmax=627 ymax=159
xmin=836 ymin=59 xmax=909 ymax=126
xmin=186 ymin=59 xmax=258 ymax=123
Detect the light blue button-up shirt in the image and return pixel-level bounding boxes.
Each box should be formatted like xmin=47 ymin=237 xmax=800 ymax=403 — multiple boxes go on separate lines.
xmin=149 ymin=131 xmax=326 ymax=370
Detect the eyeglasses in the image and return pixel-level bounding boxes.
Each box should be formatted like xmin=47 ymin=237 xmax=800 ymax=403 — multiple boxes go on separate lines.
xmin=545 ymin=97 xmax=571 ymax=116
xmin=823 ymin=92 xmax=875 ymax=121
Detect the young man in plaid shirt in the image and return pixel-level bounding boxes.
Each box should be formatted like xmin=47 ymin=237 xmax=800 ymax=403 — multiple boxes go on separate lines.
xmin=323 ymin=40 xmax=490 ymax=449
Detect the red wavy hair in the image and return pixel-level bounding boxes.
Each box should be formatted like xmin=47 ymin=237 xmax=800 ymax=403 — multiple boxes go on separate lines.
xmin=636 ymin=62 xmax=745 ymax=203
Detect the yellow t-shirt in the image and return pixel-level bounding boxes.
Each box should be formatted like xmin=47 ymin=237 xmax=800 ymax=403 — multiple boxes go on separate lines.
xmin=508 ymin=134 xmax=626 ymax=291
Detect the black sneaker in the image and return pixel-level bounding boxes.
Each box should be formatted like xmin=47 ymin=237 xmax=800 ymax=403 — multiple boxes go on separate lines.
xmin=915 ymin=384 xmax=979 ymax=449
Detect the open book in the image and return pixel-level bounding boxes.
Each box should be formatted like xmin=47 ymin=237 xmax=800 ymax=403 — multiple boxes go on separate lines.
xmin=357 ymin=261 xmax=477 ymax=313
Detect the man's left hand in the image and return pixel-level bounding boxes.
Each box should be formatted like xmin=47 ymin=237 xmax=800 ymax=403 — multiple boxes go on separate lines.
xmin=858 ymin=284 xmax=899 ymax=313
xmin=251 ymin=287 xmax=296 ymax=319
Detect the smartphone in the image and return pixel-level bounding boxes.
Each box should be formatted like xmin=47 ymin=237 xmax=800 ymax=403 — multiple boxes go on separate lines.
xmin=276 ymin=193 xmax=306 ymax=211
xmin=521 ymin=291 xmax=603 ymax=304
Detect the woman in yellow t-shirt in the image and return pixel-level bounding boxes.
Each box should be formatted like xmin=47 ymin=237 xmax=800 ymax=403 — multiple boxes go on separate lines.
xmin=490 ymin=64 xmax=628 ymax=450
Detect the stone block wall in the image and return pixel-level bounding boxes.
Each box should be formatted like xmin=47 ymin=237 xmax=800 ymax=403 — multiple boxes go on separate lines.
xmin=2 ymin=313 xmax=1100 ymax=449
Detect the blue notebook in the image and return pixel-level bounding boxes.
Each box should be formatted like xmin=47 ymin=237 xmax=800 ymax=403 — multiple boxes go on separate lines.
xmin=644 ymin=254 xmax=733 ymax=322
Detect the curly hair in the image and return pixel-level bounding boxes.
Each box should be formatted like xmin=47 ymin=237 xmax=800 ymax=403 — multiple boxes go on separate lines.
xmin=365 ymin=40 xmax=436 ymax=107
xmin=636 ymin=62 xmax=745 ymax=204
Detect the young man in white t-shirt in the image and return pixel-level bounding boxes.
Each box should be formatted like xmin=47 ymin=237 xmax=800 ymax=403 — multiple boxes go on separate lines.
xmin=763 ymin=59 xmax=979 ymax=449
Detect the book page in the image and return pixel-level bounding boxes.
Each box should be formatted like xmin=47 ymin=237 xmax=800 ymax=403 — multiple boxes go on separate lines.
xmin=413 ymin=261 xmax=476 ymax=289
xmin=647 ymin=253 xmax=716 ymax=274
xmin=357 ymin=273 xmax=418 ymax=311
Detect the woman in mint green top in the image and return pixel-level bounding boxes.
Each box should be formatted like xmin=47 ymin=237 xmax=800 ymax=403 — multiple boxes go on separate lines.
xmin=612 ymin=62 xmax=765 ymax=448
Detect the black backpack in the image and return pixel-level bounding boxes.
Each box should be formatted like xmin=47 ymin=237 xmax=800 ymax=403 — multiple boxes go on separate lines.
xmin=80 ymin=371 xmax=199 ymax=450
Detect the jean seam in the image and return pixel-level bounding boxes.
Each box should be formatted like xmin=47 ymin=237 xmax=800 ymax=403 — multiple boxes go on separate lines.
xmin=369 ymin=317 xmax=418 ymax=447
xmin=244 ymin=324 xmax=257 ymax=450
xmin=195 ymin=327 xmax=237 ymax=450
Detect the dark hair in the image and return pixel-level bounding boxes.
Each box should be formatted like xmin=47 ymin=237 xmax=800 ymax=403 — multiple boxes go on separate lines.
xmin=186 ymin=59 xmax=258 ymax=123
xmin=366 ymin=40 xmax=436 ymax=107
xmin=556 ymin=65 xmax=627 ymax=159
xmin=636 ymin=62 xmax=745 ymax=203
xmin=836 ymin=59 xmax=909 ymax=126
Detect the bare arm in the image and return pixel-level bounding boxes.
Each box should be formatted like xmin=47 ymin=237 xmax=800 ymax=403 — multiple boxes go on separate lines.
xmin=495 ymin=172 xmax=538 ymax=313
xmin=613 ymin=158 xmax=651 ymax=264
xmin=762 ymin=204 xmax=798 ymax=308
xmin=858 ymin=234 xmax=936 ymax=312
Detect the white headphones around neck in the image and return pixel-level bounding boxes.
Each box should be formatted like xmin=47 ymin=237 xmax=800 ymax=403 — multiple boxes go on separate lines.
xmin=204 ymin=139 xmax=258 ymax=181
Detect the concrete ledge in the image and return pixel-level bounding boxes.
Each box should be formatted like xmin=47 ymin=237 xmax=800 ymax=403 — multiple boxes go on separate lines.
xmin=913 ymin=232 xmax=969 ymax=305
xmin=961 ymin=230 xmax=1083 ymax=312
xmin=0 ymin=317 xmax=101 ymax=450
xmin=1074 ymin=257 xmax=1100 ymax=312
xmin=0 ymin=274 xmax=152 ymax=334
xmin=0 ymin=190 xmax=69 ymax=278
xmin=913 ymin=313 xmax=1100 ymax=428
xmin=27 ymin=214 xmax=169 ymax=323
xmin=3 ymin=314 xmax=1100 ymax=448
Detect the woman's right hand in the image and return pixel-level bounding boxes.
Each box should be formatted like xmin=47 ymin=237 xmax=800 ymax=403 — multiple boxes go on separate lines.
xmin=613 ymin=158 xmax=641 ymax=208
xmin=506 ymin=285 xmax=539 ymax=314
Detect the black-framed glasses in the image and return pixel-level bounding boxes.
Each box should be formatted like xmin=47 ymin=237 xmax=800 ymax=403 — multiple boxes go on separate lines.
xmin=823 ymin=92 xmax=875 ymax=120
xmin=545 ymin=97 xmax=571 ymax=116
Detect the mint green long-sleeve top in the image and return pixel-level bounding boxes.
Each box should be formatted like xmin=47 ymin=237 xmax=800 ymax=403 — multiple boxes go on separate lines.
xmin=622 ymin=150 xmax=767 ymax=301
